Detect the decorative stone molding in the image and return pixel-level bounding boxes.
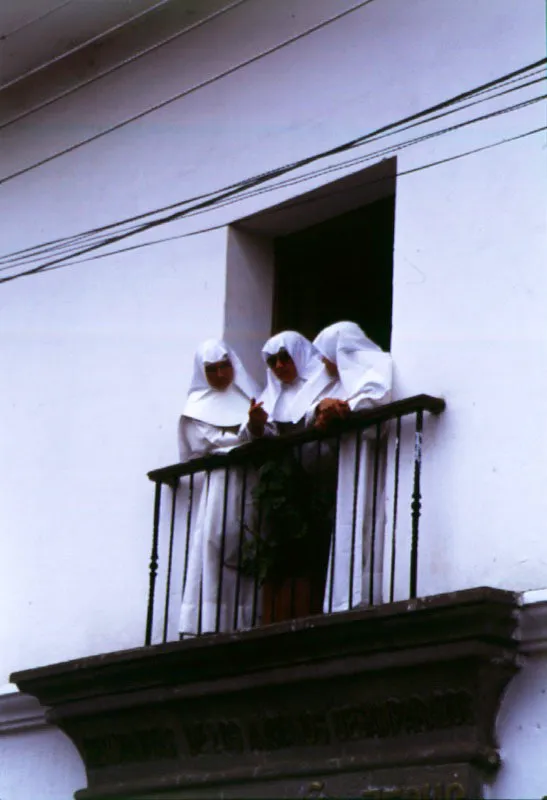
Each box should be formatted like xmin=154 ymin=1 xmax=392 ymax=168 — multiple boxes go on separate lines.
xmin=0 ymin=684 xmax=48 ymax=734
xmin=11 ymin=587 xmax=520 ymax=799
xmin=519 ymin=588 xmax=547 ymax=654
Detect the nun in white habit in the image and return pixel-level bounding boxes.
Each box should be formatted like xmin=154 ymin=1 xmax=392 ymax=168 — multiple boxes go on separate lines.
xmin=300 ymin=322 xmax=393 ymax=613
xmin=258 ymin=330 xmax=324 ymax=435
xmin=178 ymin=339 xmax=259 ymax=636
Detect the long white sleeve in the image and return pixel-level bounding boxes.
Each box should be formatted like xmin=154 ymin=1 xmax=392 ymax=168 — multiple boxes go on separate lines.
xmin=179 ymin=418 xmax=242 ymax=461
xmin=238 ymin=419 xmax=278 ymax=443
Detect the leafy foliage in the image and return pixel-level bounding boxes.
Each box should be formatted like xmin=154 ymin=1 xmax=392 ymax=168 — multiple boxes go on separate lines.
xmin=239 ymin=452 xmax=335 ymax=584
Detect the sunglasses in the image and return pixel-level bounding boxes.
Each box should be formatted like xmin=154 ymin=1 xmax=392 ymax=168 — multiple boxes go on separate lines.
xmin=266 ymin=350 xmax=292 ymax=369
xmin=205 ymin=360 xmax=232 ymax=375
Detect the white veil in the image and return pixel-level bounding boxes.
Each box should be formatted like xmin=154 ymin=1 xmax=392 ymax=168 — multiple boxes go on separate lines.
xmin=314 ymin=321 xmax=392 ymax=405
xmin=259 ymin=331 xmax=324 ymax=423
xmin=178 ymin=339 xmax=258 ymax=459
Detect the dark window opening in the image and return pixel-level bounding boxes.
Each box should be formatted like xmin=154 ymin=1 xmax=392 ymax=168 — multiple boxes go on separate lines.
xmin=272 ymin=195 xmax=395 ymax=351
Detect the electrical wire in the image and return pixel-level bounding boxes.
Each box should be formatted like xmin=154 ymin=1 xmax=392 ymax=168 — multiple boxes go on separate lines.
xmin=0 ymin=0 xmax=252 ymax=131
xmin=1 ymin=58 xmax=544 ymax=269
xmin=0 ymin=0 xmax=174 ymax=92
xmin=3 ymin=74 xmax=544 ymax=272
xmin=0 ymin=0 xmax=382 ymax=188
xmin=177 ymin=93 xmax=546 ymax=220
xmin=0 ymin=0 xmax=75 ymax=39
xmin=1 ymin=92 xmax=544 ymax=285
xmin=34 ymin=124 xmax=546 ymax=279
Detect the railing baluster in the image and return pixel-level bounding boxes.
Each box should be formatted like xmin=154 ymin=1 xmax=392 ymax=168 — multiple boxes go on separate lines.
xmin=197 ymin=473 xmax=211 ymax=636
xmin=145 ymin=482 xmax=162 ymax=647
xmin=181 ymin=474 xmax=194 ymax=597
xmin=197 ymin=580 xmax=203 ymax=636
xmin=233 ymin=465 xmax=247 ymax=630
xmin=389 ymin=415 xmax=402 ymax=603
xmin=162 ymin=480 xmax=178 ymax=643
xmin=369 ymin=423 xmax=381 ymax=606
xmin=327 ymin=434 xmax=341 ymax=614
xmin=215 ymin=468 xmax=230 ymax=634
xmin=270 ymin=581 xmax=276 ymax=623
xmin=349 ymin=430 xmax=362 ymax=610
xmin=251 ymin=498 xmax=263 ymax=628
xmin=146 ymin=396 xmax=445 ymax=639
xmin=410 ymin=410 xmax=424 ymax=599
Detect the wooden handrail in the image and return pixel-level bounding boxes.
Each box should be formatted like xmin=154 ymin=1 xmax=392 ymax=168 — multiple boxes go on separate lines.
xmin=148 ymin=394 xmax=445 ymax=484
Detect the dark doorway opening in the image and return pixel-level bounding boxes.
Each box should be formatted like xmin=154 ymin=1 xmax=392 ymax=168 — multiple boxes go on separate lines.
xmin=272 ymin=195 xmax=395 ymax=351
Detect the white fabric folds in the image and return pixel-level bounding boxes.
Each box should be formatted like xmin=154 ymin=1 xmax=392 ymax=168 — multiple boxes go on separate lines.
xmin=178 ymin=338 xmax=259 ymax=461
xmin=260 ymin=330 xmax=324 ymax=423
xmin=177 ymin=339 xmax=257 ymax=636
xmin=296 ymin=320 xmax=393 ymax=415
xmin=306 ymin=322 xmax=393 ymax=613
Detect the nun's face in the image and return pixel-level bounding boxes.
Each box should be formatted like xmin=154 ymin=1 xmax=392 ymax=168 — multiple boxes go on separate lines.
xmin=205 ymin=359 xmax=234 ymax=391
xmin=322 ymin=356 xmax=339 ymax=379
xmin=266 ymin=349 xmax=298 ymax=384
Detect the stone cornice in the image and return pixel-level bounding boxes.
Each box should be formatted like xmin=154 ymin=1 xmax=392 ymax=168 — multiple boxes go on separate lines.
xmin=519 ymin=588 xmax=547 ymax=654
xmin=0 ymin=683 xmax=48 ymax=735
xmin=11 ymin=587 xmax=521 ymax=799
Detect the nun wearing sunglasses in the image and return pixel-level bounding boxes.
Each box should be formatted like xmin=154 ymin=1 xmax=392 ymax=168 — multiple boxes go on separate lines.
xmin=254 ymin=331 xmax=325 ymax=436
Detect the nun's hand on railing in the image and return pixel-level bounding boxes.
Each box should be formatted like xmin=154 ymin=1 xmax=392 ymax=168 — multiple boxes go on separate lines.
xmin=248 ymin=398 xmax=269 ymax=437
xmin=314 ymin=398 xmax=351 ymax=431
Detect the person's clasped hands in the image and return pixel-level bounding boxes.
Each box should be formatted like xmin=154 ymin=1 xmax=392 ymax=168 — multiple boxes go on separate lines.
xmin=314 ymin=397 xmax=350 ymax=430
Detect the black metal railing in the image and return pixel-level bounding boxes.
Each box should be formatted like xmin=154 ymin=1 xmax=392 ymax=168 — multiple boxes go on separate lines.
xmin=146 ymin=394 xmax=445 ymax=646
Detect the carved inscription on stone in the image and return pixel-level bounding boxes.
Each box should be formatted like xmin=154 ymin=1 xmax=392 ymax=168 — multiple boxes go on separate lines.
xmin=182 ymin=690 xmax=474 ymax=757
xmin=300 ymin=780 xmax=467 ymax=799
xmin=184 ymin=719 xmax=245 ymax=756
xmin=83 ymin=727 xmax=177 ymax=768
xmin=248 ymin=711 xmax=330 ymax=751
xmin=360 ymin=782 xmax=466 ymax=799
xmin=332 ymin=690 xmax=474 ymax=742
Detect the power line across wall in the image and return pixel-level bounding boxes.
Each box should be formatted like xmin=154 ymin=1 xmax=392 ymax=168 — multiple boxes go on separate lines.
xmin=29 ymin=124 xmax=547 ymax=284
xmin=2 ymin=80 xmax=544 ymax=274
xmin=2 ymin=63 xmax=544 ymax=271
xmin=0 ymin=0 xmax=381 ymax=189
xmin=0 ymin=57 xmax=544 ymax=282
xmin=1 ymin=113 xmax=544 ymax=286
xmin=0 ymin=0 xmax=252 ymax=123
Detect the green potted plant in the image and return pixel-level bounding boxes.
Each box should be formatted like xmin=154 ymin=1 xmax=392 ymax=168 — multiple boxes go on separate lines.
xmin=240 ymin=453 xmax=334 ymax=623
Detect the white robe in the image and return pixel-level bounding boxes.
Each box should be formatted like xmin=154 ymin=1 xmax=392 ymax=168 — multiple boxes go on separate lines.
xmin=177 ymin=339 xmax=261 ymax=637
xmin=299 ymin=322 xmax=393 ymax=614
xmin=311 ymin=386 xmax=388 ymax=613
xmin=178 ymin=419 xmax=256 ymax=635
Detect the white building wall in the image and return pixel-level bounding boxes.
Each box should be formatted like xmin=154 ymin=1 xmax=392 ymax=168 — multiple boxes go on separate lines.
xmin=486 ymin=592 xmax=547 ymax=799
xmin=0 ymin=0 xmax=545 ymax=795
xmin=0 ymin=686 xmax=85 ymax=800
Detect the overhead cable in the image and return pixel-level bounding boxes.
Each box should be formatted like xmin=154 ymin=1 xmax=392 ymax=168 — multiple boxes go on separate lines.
xmin=35 ymin=124 xmax=547 ymax=279
xmin=0 ymin=0 xmax=383 ymax=188
xmin=0 ymin=57 xmax=544 ymax=268
xmin=2 ymin=74 xmax=544 ymax=271
xmin=0 ymin=0 xmax=252 ymax=130
xmin=0 ymin=57 xmax=544 ymax=271
xmin=1 ymin=91 xmax=544 ymax=285
xmin=0 ymin=0 xmax=174 ymax=91
xmin=0 ymin=0 xmax=75 ymax=39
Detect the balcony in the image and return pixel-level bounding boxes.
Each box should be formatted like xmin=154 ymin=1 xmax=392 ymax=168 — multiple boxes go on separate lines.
xmin=145 ymin=394 xmax=445 ymax=645
xmin=11 ymin=395 xmax=522 ymax=799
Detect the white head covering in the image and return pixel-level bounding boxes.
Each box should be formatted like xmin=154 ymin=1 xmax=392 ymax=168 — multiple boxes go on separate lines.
xmin=259 ymin=331 xmax=324 ymax=423
xmin=313 ymin=321 xmax=392 ymax=403
xmin=180 ymin=338 xmax=258 ymax=428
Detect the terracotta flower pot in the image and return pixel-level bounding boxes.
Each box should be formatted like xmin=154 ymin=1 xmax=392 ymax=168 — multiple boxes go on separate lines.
xmin=262 ymin=575 xmax=325 ymax=624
